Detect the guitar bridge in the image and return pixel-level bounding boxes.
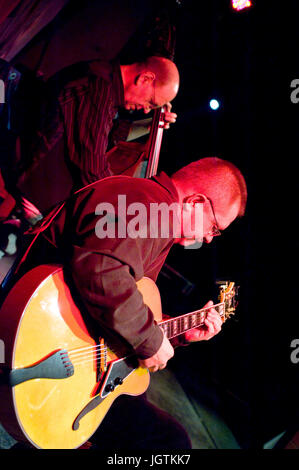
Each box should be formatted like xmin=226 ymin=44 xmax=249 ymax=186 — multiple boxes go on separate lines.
xmin=98 ymin=338 xmax=107 ymax=373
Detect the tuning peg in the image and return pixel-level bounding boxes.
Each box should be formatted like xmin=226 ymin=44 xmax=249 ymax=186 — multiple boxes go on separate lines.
xmin=216 ymin=280 xmax=229 ymax=287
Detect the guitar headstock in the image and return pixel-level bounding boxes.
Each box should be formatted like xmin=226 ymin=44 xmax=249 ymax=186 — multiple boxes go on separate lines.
xmin=217 ymin=281 xmax=239 ymax=322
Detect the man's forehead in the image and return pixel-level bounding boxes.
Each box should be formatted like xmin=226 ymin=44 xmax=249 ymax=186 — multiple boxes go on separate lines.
xmin=155 ymin=83 xmax=178 ymax=106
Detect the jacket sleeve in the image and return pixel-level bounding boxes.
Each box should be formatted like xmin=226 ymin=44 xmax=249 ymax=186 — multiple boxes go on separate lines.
xmin=68 ymin=243 xmax=164 ymax=359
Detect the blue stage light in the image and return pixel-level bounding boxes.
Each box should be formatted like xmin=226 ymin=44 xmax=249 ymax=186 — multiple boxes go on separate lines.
xmin=209 ymin=99 xmax=220 ymax=110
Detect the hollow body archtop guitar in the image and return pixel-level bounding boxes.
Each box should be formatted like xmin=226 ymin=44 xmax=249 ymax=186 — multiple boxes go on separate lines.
xmin=0 ymin=264 xmax=238 ymax=449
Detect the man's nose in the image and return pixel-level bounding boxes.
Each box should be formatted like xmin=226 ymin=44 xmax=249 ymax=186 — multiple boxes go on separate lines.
xmin=204 ymin=234 xmax=214 ymax=244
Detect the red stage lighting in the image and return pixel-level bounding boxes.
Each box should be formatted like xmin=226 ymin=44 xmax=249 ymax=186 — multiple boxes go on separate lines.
xmin=232 ymin=0 xmax=252 ymax=11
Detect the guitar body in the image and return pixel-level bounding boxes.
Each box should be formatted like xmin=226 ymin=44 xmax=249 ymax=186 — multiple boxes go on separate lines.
xmin=0 ymin=265 xmax=162 ymax=449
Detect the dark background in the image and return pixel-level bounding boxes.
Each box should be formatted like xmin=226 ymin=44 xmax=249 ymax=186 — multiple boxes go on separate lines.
xmin=157 ymin=0 xmax=299 ymax=448
xmin=135 ymin=0 xmax=298 ymax=448
xmin=2 ymin=0 xmax=299 ymax=449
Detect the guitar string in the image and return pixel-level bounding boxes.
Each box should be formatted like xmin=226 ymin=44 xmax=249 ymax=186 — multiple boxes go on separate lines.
xmin=70 ymin=325 xmax=227 ymax=367
xmin=70 ymin=352 xmax=106 ymax=367
xmin=68 ymin=344 xmax=102 ymax=354
xmin=67 ymin=302 xmax=225 ymax=357
xmin=69 ymin=351 xmax=106 ymax=363
xmin=68 ymin=344 xmax=105 ymax=358
xmin=67 ymin=302 xmax=227 ymax=362
xmin=70 ymin=315 xmax=215 ymax=367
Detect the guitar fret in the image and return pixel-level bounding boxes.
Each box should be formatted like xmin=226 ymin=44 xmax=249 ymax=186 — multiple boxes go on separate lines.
xmin=179 ymin=317 xmax=183 ymax=335
xmin=173 ymin=319 xmax=178 ymax=336
xmin=160 ymin=301 xmax=226 ymax=339
xmin=160 ymin=322 xmax=168 ymax=336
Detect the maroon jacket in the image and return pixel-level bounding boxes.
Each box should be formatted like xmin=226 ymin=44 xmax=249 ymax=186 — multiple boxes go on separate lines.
xmin=24 ymin=172 xmax=180 ymax=359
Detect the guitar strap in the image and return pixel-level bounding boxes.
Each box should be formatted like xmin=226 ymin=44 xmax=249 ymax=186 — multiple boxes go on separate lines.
xmin=0 ymin=200 xmax=66 ymax=296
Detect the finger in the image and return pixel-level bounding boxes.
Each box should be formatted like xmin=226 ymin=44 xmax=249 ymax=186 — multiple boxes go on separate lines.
xmin=206 ymin=310 xmax=222 ymax=323
xmin=204 ymin=318 xmax=216 ymax=335
xmin=206 ymin=307 xmax=222 ymax=321
xmin=164 ymin=113 xmax=177 ymax=122
xmin=205 ymin=310 xmax=221 ymax=324
xmin=185 ymin=329 xmax=202 ymax=342
xmin=163 ymin=118 xmax=176 ymax=129
xmin=164 ymin=119 xmax=176 ymax=126
xmin=164 ymin=102 xmax=172 ymax=112
xmin=205 ymin=315 xmax=222 ymax=333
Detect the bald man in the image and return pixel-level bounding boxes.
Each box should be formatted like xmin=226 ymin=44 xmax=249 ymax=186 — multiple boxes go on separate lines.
xmin=6 ymin=157 xmax=246 ymax=449
xmin=16 ymin=157 xmax=247 ymax=371
xmin=15 ymin=56 xmax=179 ymax=219
xmin=121 ymin=56 xmax=179 ymax=115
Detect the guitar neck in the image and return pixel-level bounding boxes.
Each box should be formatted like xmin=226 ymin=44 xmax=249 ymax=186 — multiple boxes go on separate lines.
xmin=158 ymin=303 xmax=225 ymax=340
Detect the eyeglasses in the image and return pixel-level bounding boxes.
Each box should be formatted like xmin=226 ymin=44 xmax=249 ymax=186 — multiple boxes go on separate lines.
xmin=206 ymin=197 xmax=221 ymax=237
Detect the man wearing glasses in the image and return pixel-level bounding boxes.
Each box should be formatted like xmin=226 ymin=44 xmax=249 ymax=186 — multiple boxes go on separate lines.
xmin=16 ymin=56 xmax=179 ymax=217
xmin=16 ymin=156 xmax=247 ymax=374
xmin=8 ymin=156 xmax=247 ymax=449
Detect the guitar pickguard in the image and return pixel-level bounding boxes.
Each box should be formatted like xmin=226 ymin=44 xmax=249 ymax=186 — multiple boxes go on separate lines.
xmin=72 ymin=355 xmax=139 ymax=431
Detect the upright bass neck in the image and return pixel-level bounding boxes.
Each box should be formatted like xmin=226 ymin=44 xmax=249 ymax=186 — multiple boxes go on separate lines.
xmin=145 ymin=106 xmax=165 ymax=178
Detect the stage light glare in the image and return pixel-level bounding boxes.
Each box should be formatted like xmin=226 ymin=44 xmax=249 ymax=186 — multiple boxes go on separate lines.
xmin=232 ymin=0 xmax=252 ymax=11
xmin=209 ymin=99 xmax=220 ymax=110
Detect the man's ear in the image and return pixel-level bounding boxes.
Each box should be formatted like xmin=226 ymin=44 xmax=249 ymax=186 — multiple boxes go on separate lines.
xmin=183 ymin=193 xmax=206 ymax=207
xmin=135 ymin=71 xmax=155 ymax=86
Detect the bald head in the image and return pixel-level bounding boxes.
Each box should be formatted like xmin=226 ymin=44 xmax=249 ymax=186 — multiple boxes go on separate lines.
xmin=120 ymin=56 xmax=180 ymax=112
xmin=136 ymin=56 xmax=180 ymax=102
xmin=172 ymin=157 xmax=247 ymax=218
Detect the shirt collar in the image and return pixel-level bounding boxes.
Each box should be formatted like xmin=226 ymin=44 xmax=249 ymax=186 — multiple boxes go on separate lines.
xmin=151 ymin=172 xmax=179 ymax=203
xmin=112 ymin=61 xmax=124 ymax=108
xmin=88 ymin=59 xmax=124 ymax=108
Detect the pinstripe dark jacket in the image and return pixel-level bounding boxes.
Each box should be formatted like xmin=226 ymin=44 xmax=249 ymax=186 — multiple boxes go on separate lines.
xmin=17 ymin=60 xmax=130 ymax=213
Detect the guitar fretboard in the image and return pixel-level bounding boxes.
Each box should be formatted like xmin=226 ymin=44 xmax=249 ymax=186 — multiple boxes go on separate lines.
xmin=158 ymin=303 xmax=224 ymax=340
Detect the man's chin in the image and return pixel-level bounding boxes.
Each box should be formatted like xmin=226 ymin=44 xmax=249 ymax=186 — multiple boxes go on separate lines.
xmin=175 ymin=238 xmax=200 ymax=247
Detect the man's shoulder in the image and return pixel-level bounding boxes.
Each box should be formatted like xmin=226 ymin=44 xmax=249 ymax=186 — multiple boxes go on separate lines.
xmin=88 ymin=59 xmax=118 ymax=82
xmin=75 ymin=175 xmax=153 ymax=198
xmin=73 ymin=175 xmax=175 ymax=206
xmin=53 ymin=59 xmax=116 ymax=94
